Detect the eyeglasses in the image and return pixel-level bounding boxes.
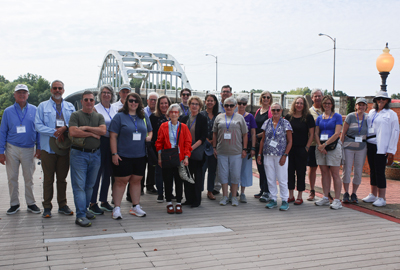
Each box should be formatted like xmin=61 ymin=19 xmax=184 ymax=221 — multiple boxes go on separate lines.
xmin=375 ymin=97 xmax=387 ymax=101
xmin=237 ymin=102 xmax=247 ymax=106
xmin=262 ymin=96 xmax=271 ymax=99
xmin=190 ymin=103 xmax=199 ymax=106
xmin=128 ymin=99 xmax=139 ymax=103
xmin=169 ymin=111 xmax=180 ymax=115
xmin=149 ymin=99 xmax=157 ymax=102
xmin=181 ymin=93 xmax=190 ymax=97
xmin=52 ymin=87 xmax=63 ymax=90
xmin=83 ymin=98 xmax=94 ymax=102
xmin=221 ymin=91 xmax=231 ymax=94
xmin=224 ymin=104 xmax=235 ymax=108
xmin=102 ymin=92 xmax=111 ymax=95
xmin=271 ymin=109 xmax=281 ymax=112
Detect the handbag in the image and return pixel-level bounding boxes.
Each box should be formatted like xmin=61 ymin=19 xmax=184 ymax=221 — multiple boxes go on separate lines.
xmin=161 ymin=123 xmax=181 ymax=168
xmin=178 ymin=161 xmax=195 ymax=184
xmin=190 ymin=142 xmax=205 ymax=161
xmin=146 ymin=142 xmax=157 ymax=166
xmin=321 ymin=138 xmax=339 ymax=151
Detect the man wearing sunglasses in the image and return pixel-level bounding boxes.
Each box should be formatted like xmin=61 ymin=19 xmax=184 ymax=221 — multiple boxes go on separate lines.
xmin=35 ymin=80 xmax=76 ymax=218
xmin=179 ymin=88 xmax=191 ymax=116
xmin=218 ymin=85 xmax=238 ymax=114
xmin=68 ymin=91 xmax=106 ymax=227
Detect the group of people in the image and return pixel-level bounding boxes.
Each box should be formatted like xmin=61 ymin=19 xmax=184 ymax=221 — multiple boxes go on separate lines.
xmin=0 ymin=82 xmax=398 ymax=228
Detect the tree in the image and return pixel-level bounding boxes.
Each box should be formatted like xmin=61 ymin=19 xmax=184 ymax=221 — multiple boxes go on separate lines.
xmin=391 ymin=93 xmax=400 ymax=99
xmin=346 ymin=97 xmax=355 ymax=114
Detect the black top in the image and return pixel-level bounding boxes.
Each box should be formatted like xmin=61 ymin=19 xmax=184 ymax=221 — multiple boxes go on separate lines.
xmin=284 ymin=114 xmax=315 ymax=147
xmin=150 ymin=114 xmax=168 ymax=144
xmin=180 ymin=113 xmax=207 ymax=144
xmin=255 ymin=109 xmax=269 ymax=135
xmin=200 ymin=110 xmax=219 ymax=140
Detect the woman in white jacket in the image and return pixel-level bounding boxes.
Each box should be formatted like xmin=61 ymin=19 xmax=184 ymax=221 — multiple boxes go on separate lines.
xmin=363 ymin=91 xmax=399 ymax=207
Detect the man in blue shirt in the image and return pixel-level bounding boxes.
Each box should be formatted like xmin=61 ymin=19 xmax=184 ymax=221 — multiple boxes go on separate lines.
xmin=0 ymin=84 xmax=41 ymax=215
xmin=35 ymin=80 xmax=76 ymax=218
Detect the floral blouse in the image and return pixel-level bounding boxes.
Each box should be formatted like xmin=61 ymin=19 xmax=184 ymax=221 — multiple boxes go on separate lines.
xmin=261 ymin=118 xmax=292 ymax=156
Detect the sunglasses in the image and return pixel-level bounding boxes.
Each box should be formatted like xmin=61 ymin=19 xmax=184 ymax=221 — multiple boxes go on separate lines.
xmin=271 ymin=109 xmax=281 ymax=112
xmin=128 ymin=99 xmax=139 ymax=103
xmin=83 ymin=98 xmax=94 ymax=102
xmin=375 ymin=97 xmax=387 ymax=101
xmin=262 ymin=96 xmax=271 ymax=99
xmin=224 ymin=104 xmax=235 ymax=108
xmin=237 ymin=102 xmax=247 ymax=106
xmin=169 ymin=111 xmax=180 ymax=115
xmin=181 ymin=93 xmax=190 ymax=97
xmin=52 ymin=87 xmax=63 ymax=90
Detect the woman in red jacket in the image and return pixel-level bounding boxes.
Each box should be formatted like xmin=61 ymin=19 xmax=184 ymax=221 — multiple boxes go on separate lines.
xmin=156 ymin=104 xmax=192 ymax=214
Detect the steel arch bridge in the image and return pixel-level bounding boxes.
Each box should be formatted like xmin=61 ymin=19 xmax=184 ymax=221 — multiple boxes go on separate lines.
xmin=98 ymin=50 xmax=191 ymax=97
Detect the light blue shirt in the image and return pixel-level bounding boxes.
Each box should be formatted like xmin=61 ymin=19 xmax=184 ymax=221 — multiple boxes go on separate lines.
xmin=35 ymin=98 xmax=75 ymax=154
xmin=0 ymin=103 xmax=40 ymax=154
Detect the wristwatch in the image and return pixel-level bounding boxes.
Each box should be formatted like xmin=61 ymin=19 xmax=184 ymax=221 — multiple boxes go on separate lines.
xmin=283 ymin=153 xmax=288 ymax=157
xmin=112 ymin=153 xmax=118 ymax=156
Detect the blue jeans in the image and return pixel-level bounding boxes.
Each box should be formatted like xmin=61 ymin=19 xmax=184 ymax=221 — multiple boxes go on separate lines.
xmin=70 ymin=149 xmax=101 ymax=218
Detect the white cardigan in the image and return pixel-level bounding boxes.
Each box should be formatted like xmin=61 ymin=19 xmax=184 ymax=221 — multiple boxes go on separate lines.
xmin=367 ymin=108 xmax=399 ymax=155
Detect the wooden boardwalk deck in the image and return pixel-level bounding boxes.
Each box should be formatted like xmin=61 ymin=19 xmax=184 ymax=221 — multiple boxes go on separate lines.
xmin=1 ymin=164 xmax=400 ymax=269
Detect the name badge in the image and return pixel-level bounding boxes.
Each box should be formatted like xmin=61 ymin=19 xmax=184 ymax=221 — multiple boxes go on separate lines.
xmin=133 ymin=133 xmax=141 ymax=141
xmin=224 ymin=132 xmax=232 ymax=140
xmin=320 ymin=134 xmax=328 ymax=140
xmin=269 ymin=140 xmax=278 ymax=148
xmin=355 ymin=136 xmax=363 ymax=143
xmin=56 ymin=120 xmax=64 ymax=127
xmin=368 ymin=128 xmax=375 ymax=134
xmin=16 ymin=126 xmax=26 ymax=133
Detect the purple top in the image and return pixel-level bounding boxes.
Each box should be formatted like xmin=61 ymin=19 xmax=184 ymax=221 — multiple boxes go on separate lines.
xmin=261 ymin=118 xmax=292 ymax=156
xmin=243 ymin=113 xmax=257 ymax=143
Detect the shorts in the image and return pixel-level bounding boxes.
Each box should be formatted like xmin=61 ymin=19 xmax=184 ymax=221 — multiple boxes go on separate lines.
xmin=307 ymin=146 xmax=318 ymax=167
xmin=315 ymin=141 xmax=342 ymax=167
xmin=217 ymin=154 xmax=242 ymax=185
xmin=113 ymin=155 xmax=146 ymax=177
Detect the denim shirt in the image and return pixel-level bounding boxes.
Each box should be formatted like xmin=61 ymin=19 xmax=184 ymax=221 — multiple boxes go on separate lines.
xmin=35 ymin=98 xmax=75 ymax=154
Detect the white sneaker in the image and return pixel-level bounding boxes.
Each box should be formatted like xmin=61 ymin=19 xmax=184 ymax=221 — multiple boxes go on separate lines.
xmin=129 ymin=205 xmax=146 ymax=217
xmin=330 ymin=199 xmax=342 ymax=210
xmin=362 ymin=193 xmax=377 ymax=203
xmin=372 ymin=197 xmax=386 ymax=207
xmin=220 ymin=196 xmax=229 ymax=206
xmin=232 ymin=196 xmax=239 ymax=206
xmin=112 ymin=206 xmax=123 ymax=219
xmin=315 ymin=197 xmax=330 ymax=206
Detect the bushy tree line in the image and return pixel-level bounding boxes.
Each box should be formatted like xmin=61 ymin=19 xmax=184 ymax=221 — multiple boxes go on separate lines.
xmin=0 ymin=73 xmax=52 ymax=122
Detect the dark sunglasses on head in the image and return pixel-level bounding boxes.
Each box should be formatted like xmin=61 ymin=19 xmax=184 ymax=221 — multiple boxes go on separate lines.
xmin=375 ymin=97 xmax=387 ymax=101
xmin=262 ymin=96 xmax=271 ymax=99
xmin=181 ymin=93 xmax=190 ymax=97
xmin=83 ymin=98 xmax=94 ymax=102
xmin=224 ymin=104 xmax=235 ymax=108
xmin=52 ymin=87 xmax=63 ymax=90
xmin=128 ymin=99 xmax=139 ymax=103
xmin=271 ymin=109 xmax=281 ymax=112
xmin=237 ymin=102 xmax=247 ymax=106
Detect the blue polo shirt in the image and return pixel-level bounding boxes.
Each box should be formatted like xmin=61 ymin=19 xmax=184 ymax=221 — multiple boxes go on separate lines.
xmin=0 ymin=103 xmax=40 ymax=154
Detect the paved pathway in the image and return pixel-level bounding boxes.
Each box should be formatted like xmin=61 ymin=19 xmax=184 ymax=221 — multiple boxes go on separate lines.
xmin=1 ymin=163 xmax=400 ymax=269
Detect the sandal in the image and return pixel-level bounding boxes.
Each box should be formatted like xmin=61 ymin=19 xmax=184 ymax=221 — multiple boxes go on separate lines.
xmin=166 ymin=204 xmax=175 ymax=214
xmin=207 ymin=192 xmax=216 ymax=200
xmin=287 ymin=197 xmax=295 ymax=203
xmin=294 ymin=198 xmax=303 ymax=205
xmin=175 ymin=204 xmax=182 ymax=214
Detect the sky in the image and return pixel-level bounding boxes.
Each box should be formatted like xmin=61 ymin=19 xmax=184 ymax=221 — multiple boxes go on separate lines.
xmin=1 ymin=0 xmax=400 ymax=97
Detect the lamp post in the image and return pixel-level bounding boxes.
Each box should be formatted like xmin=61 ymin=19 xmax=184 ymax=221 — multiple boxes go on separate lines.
xmin=376 ymin=43 xmax=395 ymax=92
xmin=319 ymin=33 xmax=336 ymax=96
xmin=206 ymin=54 xmax=218 ymax=91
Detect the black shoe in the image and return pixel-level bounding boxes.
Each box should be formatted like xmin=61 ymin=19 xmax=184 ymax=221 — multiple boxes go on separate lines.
xmin=100 ymin=202 xmax=114 ymax=212
xmin=86 ymin=210 xmax=96 ymax=220
xmin=27 ymin=204 xmax=41 ymax=214
xmin=212 ymin=190 xmax=220 ymax=195
xmin=146 ymin=187 xmax=158 ymax=195
xmin=191 ymin=203 xmax=200 ymax=208
xmin=42 ymin=208 xmax=52 ymax=218
xmin=351 ymin=193 xmax=359 ymax=204
xmin=75 ymin=217 xmax=92 ymax=227
xmin=141 ymin=189 xmax=144 ymax=195
xmin=7 ymin=204 xmax=20 ymax=215
xmin=126 ymin=196 xmax=132 ymax=203
xmin=58 ymin=205 xmax=73 ymax=215
xmin=157 ymin=195 xmax=164 ymax=203
xmin=342 ymin=192 xmax=350 ymax=203
xmin=89 ymin=203 xmax=104 ymax=215
xmin=254 ymin=192 xmax=263 ymax=198
xmin=182 ymin=201 xmax=192 ymax=206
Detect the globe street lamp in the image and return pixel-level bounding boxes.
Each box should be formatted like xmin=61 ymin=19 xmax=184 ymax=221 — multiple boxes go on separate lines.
xmin=376 ymin=43 xmax=395 ymax=92
xmin=319 ymin=33 xmax=336 ymax=96
xmin=206 ymin=54 xmax=218 ymax=91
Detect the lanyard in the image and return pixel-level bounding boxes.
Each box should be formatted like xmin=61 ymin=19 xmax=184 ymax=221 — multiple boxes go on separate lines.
xmin=356 ymin=113 xmax=365 ymax=134
xmin=181 ymin=103 xmax=188 ymax=115
xmin=312 ymin=107 xmax=321 ymax=116
xmin=322 ymin=112 xmax=333 ymax=133
xmin=170 ymin=121 xmax=179 ymax=146
xmin=102 ymin=104 xmax=112 ymax=120
xmin=270 ymin=118 xmax=281 ymax=138
xmin=225 ymin=113 xmax=234 ymax=131
xmin=371 ymin=111 xmax=379 ymax=127
xmin=220 ymin=102 xmax=225 ymax=113
xmin=53 ymin=102 xmax=63 ymax=119
xmin=14 ymin=103 xmax=28 ymax=126
xmin=128 ymin=114 xmax=138 ymax=133
xmin=189 ymin=115 xmax=198 ymax=130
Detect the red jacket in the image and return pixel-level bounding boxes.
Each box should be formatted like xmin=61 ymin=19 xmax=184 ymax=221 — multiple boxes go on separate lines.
xmin=155 ymin=121 xmax=192 ymax=161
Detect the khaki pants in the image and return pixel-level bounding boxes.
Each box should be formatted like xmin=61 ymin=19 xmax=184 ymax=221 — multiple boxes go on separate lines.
xmin=5 ymin=143 xmax=36 ymax=206
xmin=41 ymin=150 xmax=70 ymax=209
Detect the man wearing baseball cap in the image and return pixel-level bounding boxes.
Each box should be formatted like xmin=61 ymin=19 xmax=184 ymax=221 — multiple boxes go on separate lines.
xmin=0 ymin=84 xmax=41 ymax=214
xmin=110 ymin=84 xmax=131 ymax=115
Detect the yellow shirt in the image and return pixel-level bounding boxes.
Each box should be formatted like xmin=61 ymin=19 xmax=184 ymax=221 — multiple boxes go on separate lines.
xmin=310 ymin=106 xmax=323 ymax=146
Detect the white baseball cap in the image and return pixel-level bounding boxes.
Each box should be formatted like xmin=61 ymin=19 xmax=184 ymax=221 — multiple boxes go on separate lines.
xmin=14 ymin=84 xmax=29 ymax=93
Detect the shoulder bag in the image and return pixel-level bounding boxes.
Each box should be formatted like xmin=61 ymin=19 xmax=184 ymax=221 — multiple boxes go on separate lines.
xmin=161 ymin=123 xmax=181 ymax=168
